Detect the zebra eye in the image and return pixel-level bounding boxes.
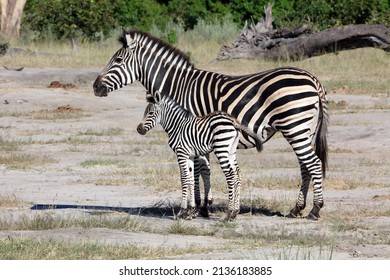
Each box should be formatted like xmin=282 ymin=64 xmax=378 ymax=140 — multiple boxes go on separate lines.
xmin=114 ymin=57 xmax=123 ymax=64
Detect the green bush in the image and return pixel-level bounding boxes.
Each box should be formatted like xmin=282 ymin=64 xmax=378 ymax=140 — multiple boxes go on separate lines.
xmin=0 ymin=42 xmax=9 ymax=56
xmin=21 ymin=0 xmax=390 ymax=42
xmin=22 ymin=0 xmax=117 ymax=41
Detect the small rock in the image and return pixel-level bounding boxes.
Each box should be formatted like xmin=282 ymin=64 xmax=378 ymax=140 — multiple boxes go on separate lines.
xmin=352 ymin=250 xmax=362 ymax=257
xmin=17 ymin=99 xmax=28 ymax=104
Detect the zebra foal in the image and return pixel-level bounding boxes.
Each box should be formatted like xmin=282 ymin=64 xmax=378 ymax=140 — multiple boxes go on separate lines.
xmin=137 ymin=91 xmax=262 ymax=221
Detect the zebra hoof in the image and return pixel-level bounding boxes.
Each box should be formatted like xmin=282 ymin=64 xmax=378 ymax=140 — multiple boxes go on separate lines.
xmin=225 ymin=210 xmax=238 ymax=222
xmin=287 ymin=205 xmax=303 ymax=218
xmin=199 ymin=206 xmax=210 ymax=218
xmin=175 ymin=208 xmax=187 ymax=220
xmin=186 ymin=207 xmax=200 ymax=220
xmin=286 ymin=212 xmax=298 ymax=218
xmin=306 ymin=212 xmax=320 ymax=220
xmin=306 ymin=205 xmax=321 ymax=220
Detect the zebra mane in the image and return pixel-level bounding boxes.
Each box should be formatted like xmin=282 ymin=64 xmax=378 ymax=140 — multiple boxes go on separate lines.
xmin=146 ymin=94 xmax=156 ymax=104
xmin=119 ymin=29 xmax=194 ymax=69
xmin=147 ymin=93 xmax=193 ymax=119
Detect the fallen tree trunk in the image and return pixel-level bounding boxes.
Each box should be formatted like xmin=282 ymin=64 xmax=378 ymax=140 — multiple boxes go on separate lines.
xmin=217 ymin=3 xmax=390 ymax=61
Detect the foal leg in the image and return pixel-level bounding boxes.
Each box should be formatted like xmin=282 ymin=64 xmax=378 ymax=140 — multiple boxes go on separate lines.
xmin=195 ymin=155 xmax=212 ymax=218
xmin=215 ymin=134 xmax=241 ymax=221
xmin=193 ymin=156 xmax=202 ymax=208
xmin=175 ymin=154 xmax=195 ymax=220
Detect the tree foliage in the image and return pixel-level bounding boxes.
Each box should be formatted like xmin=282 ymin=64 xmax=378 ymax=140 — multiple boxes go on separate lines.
xmin=21 ymin=0 xmax=390 ymax=42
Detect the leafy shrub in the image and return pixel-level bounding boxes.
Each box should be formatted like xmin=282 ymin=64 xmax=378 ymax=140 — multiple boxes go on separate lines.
xmin=0 ymin=42 xmax=9 ymax=56
xmin=21 ymin=0 xmax=390 ymax=42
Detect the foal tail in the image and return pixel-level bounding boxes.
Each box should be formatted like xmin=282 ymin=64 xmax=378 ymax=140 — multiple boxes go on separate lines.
xmin=220 ymin=112 xmax=263 ymax=153
xmin=238 ymin=125 xmax=263 ymax=153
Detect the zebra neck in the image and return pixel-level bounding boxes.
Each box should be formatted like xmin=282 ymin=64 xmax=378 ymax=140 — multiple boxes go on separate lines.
xmin=137 ymin=42 xmax=195 ymax=95
xmin=159 ymin=102 xmax=192 ymax=136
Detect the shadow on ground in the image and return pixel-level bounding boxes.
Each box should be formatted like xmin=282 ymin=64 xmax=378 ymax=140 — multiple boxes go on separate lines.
xmin=31 ymin=203 xmax=285 ymax=218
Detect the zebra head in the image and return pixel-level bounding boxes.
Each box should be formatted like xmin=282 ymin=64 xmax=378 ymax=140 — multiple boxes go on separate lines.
xmin=93 ymin=29 xmax=139 ymax=97
xmin=137 ymin=92 xmax=162 ymax=135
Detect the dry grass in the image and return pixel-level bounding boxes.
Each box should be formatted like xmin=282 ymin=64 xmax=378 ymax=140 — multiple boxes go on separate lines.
xmin=1 ymin=40 xmax=119 ymax=68
xmin=0 ymin=152 xmax=57 ymax=170
xmin=2 ymin=37 xmax=390 ymax=95
xmin=0 ymin=237 xmax=208 ymax=260
xmin=0 ymin=195 xmax=27 ymax=208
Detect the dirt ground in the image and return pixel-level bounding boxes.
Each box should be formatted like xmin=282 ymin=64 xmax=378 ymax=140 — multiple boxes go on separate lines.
xmin=0 ymin=67 xmax=389 ymax=259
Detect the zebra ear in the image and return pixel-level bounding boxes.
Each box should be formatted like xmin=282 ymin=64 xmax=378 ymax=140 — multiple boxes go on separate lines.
xmin=154 ymin=91 xmax=162 ymax=103
xmin=146 ymin=92 xmax=155 ymax=104
xmin=125 ymin=34 xmax=134 ymax=48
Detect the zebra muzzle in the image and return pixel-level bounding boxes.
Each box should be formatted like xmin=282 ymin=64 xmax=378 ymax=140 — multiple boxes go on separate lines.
xmin=137 ymin=124 xmax=147 ymax=135
xmin=93 ymin=76 xmax=108 ymax=97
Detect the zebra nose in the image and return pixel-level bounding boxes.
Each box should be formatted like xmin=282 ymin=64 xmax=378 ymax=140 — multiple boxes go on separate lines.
xmin=93 ymin=75 xmax=108 ymax=97
xmin=137 ymin=124 xmax=147 ymax=135
xmin=93 ymin=80 xmax=98 ymax=91
xmin=93 ymin=75 xmax=101 ymax=90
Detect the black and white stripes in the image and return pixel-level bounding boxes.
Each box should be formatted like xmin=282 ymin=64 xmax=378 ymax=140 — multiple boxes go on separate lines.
xmin=94 ymin=29 xmax=329 ymax=220
xmin=137 ymin=92 xmax=261 ymax=220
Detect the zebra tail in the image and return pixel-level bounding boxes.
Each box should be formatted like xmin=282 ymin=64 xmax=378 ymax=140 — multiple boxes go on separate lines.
xmin=315 ymin=97 xmax=329 ymax=178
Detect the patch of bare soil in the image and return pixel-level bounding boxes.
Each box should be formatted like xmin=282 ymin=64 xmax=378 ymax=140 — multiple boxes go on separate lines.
xmin=0 ymin=67 xmax=389 ymax=260
xmin=48 ymin=81 xmax=77 ymax=90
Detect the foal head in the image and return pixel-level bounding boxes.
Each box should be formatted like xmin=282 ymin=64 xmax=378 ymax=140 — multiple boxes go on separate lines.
xmin=137 ymin=92 xmax=161 ymax=135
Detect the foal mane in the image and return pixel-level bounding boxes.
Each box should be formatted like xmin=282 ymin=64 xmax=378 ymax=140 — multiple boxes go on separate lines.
xmin=146 ymin=92 xmax=193 ymax=119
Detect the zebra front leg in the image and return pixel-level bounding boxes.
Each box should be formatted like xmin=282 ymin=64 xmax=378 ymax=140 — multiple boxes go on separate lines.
xmin=196 ymin=155 xmax=212 ymax=218
xmin=175 ymin=154 xmax=196 ymax=220
xmin=193 ymin=156 xmax=202 ymax=208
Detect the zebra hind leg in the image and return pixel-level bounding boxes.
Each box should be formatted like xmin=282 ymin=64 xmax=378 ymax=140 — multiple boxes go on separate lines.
xmin=283 ymin=130 xmax=325 ymax=220
xmin=304 ymin=155 xmax=324 ymax=220
xmin=290 ymin=146 xmax=324 ymax=220
xmin=218 ymin=157 xmax=241 ymax=222
xmin=287 ymin=163 xmax=310 ymax=218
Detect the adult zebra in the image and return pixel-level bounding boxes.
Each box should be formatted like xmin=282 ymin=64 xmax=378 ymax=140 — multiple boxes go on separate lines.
xmin=137 ymin=91 xmax=262 ymax=221
xmin=93 ymin=29 xmax=329 ymax=220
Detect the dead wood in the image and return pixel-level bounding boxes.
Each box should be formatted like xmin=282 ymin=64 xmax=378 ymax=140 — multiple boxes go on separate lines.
xmin=217 ymin=3 xmax=390 ymax=61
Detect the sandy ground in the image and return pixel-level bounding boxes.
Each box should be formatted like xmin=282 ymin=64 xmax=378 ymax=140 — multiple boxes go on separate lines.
xmin=0 ymin=67 xmax=389 ymax=259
